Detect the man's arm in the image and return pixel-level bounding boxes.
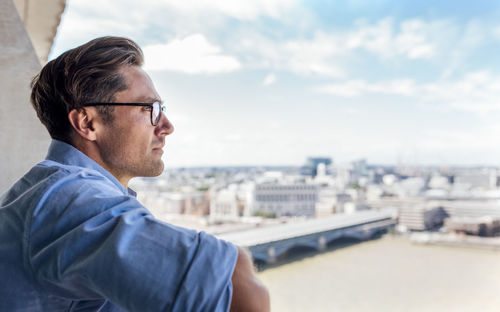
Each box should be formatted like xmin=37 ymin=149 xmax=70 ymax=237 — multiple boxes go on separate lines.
xmin=28 ymin=174 xmax=239 ymax=311
xmin=230 ymin=246 xmax=270 ymax=312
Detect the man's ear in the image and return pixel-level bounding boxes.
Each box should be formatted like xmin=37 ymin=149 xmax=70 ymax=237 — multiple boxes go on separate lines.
xmin=68 ymin=108 xmax=97 ymax=141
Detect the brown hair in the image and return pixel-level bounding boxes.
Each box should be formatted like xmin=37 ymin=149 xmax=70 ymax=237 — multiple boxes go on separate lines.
xmin=30 ymin=36 xmax=144 ymax=143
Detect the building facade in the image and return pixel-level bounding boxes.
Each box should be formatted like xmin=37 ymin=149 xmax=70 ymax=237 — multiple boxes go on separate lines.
xmin=253 ymin=183 xmax=319 ymax=217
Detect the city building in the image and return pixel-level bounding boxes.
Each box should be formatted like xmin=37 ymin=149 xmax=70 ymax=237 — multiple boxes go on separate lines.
xmin=301 ymin=157 xmax=332 ymax=177
xmin=453 ymin=169 xmax=497 ymax=189
xmin=444 ymin=216 xmax=500 ymax=237
xmin=398 ymin=206 xmax=448 ymax=231
xmin=253 ymin=183 xmax=319 ymax=217
xmin=210 ymin=187 xmax=240 ymax=222
xmin=315 ymin=186 xmax=337 ymax=217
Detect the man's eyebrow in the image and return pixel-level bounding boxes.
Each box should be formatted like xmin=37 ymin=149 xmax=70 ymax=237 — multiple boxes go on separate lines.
xmin=134 ymin=96 xmax=162 ymax=103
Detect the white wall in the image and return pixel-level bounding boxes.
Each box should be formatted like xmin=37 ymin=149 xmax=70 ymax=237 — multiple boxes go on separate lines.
xmin=0 ymin=0 xmax=50 ymax=194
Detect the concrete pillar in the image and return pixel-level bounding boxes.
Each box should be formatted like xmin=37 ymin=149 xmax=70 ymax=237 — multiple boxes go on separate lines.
xmin=13 ymin=0 xmax=66 ymax=64
xmin=318 ymin=235 xmax=327 ymax=251
xmin=0 ymin=0 xmax=50 ymax=194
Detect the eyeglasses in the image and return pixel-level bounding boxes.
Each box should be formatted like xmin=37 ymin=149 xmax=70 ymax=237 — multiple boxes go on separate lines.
xmin=83 ymin=101 xmax=166 ymax=126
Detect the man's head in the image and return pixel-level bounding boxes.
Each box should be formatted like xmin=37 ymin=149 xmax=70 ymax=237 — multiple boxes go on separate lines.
xmin=31 ymin=36 xmax=174 ymax=186
xmin=31 ymin=36 xmax=143 ymax=143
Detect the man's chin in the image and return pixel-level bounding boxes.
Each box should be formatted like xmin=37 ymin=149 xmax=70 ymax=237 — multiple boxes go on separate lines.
xmin=133 ymin=159 xmax=164 ymax=178
xmin=150 ymin=160 xmax=165 ymax=177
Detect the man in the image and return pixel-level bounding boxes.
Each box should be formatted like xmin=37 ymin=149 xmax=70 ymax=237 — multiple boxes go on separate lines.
xmin=0 ymin=37 xmax=269 ymax=311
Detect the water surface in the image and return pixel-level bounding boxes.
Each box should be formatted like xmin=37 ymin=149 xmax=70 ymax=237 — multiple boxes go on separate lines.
xmin=257 ymin=235 xmax=500 ymax=312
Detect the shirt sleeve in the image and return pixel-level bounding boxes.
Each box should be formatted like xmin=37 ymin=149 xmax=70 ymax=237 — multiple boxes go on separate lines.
xmin=25 ymin=171 xmax=238 ymax=312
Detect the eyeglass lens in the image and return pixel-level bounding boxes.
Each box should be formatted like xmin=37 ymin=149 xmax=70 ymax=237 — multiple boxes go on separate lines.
xmin=153 ymin=102 xmax=160 ymax=125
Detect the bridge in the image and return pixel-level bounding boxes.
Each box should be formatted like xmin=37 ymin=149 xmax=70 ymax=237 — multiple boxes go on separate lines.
xmin=218 ymin=210 xmax=396 ymax=264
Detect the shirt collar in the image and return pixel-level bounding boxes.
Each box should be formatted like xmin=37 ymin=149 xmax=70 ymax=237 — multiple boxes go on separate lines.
xmin=45 ymin=140 xmax=136 ymax=197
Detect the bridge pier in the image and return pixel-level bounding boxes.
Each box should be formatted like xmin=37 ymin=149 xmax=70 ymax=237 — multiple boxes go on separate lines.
xmin=267 ymin=246 xmax=276 ymax=264
xmin=318 ymin=235 xmax=327 ymax=251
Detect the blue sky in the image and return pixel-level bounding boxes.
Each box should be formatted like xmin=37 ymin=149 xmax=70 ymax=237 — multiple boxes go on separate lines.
xmin=51 ymin=0 xmax=500 ymax=167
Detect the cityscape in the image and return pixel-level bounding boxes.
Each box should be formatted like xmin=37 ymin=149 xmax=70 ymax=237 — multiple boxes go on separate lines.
xmin=131 ymin=156 xmax=500 ymax=310
xmin=131 ymin=156 xmax=500 ymax=247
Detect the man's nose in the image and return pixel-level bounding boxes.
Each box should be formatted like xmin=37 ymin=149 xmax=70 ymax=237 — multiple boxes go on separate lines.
xmin=156 ymin=112 xmax=174 ymax=136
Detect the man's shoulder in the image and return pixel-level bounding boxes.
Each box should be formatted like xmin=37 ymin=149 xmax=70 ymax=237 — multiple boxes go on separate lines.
xmin=38 ymin=159 xmax=108 ymax=179
xmin=3 ymin=160 xmax=111 ymax=205
xmin=2 ymin=159 xmax=132 ymax=223
xmin=31 ymin=160 xmax=132 ymax=211
xmin=23 ymin=160 xmax=146 ymax=247
xmin=34 ymin=159 xmax=122 ymax=195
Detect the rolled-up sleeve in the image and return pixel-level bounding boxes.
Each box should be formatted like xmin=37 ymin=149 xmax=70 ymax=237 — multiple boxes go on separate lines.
xmin=25 ymin=172 xmax=238 ymax=311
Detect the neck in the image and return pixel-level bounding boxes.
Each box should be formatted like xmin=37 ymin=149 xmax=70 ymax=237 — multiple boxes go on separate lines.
xmin=70 ymin=137 xmax=130 ymax=188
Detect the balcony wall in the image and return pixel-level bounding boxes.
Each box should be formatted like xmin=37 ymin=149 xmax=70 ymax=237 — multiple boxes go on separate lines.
xmin=0 ymin=0 xmax=64 ymax=193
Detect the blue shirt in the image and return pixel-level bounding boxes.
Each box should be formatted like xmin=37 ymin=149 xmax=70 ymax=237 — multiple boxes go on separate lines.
xmin=0 ymin=140 xmax=238 ymax=311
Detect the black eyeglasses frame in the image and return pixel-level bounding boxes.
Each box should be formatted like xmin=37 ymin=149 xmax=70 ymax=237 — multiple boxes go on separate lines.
xmin=83 ymin=102 xmax=166 ymax=126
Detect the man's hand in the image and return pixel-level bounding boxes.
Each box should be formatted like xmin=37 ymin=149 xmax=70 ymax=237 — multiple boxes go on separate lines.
xmin=230 ymin=246 xmax=270 ymax=312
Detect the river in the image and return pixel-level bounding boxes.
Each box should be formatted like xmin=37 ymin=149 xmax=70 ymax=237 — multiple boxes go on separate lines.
xmin=256 ymin=235 xmax=500 ymax=312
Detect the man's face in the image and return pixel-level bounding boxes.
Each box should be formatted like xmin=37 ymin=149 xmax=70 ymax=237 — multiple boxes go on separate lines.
xmin=96 ymin=65 xmax=174 ymax=183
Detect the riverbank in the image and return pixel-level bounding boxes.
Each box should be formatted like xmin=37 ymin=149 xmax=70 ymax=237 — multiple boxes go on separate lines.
xmin=410 ymin=232 xmax=500 ymax=251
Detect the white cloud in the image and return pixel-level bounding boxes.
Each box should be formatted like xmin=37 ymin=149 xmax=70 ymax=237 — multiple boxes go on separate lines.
xmin=346 ymin=18 xmax=393 ymax=56
xmin=236 ymin=32 xmax=346 ymax=77
xmin=52 ymin=0 xmax=297 ymax=59
xmin=440 ymin=20 xmax=485 ymax=78
xmin=419 ymin=129 xmax=490 ymax=151
xmin=54 ymin=2 xmax=471 ymax=81
xmin=346 ymin=18 xmax=452 ymax=59
xmin=235 ymin=18 xmax=457 ymax=78
xmin=163 ymin=0 xmax=296 ymax=20
xmin=395 ymin=19 xmax=436 ymax=59
xmin=263 ymin=73 xmax=277 ymax=86
xmin=283 ymin=32 xmax=346 ymax=76
xmin=316 ymin=79 xmax=416 ymax=97
xmin=224 ymin=134 xmax=243 ymax=142
xmin=414 ymin=125 xmax=500 ymax=164
xmin=494 ymin=26 xmax=500 ymax=39
xmin=143 ymin=34 xmax=241 ymax=74
xmin=316 ymin=70 xmax=500 ymax=114
xmin=421 ymin=70 xmax=500 ymax=113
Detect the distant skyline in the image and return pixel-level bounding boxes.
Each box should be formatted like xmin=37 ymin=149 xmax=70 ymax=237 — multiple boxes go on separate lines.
xmin=51 ymin=0 xmax=500 ymax=167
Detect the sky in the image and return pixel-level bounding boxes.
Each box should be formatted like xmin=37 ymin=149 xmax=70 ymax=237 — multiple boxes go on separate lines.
xmin=50 ymin=0 xmax=500 ymax=167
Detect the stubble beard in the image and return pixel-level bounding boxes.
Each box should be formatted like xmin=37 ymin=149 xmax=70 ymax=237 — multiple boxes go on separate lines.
xmin=99 ymin=132 xmax=165 ymax=181
xmin=102 ymin=145 xmax=165 ymax=180
xmin=140 ymin=155 xmax=164 ymax=177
